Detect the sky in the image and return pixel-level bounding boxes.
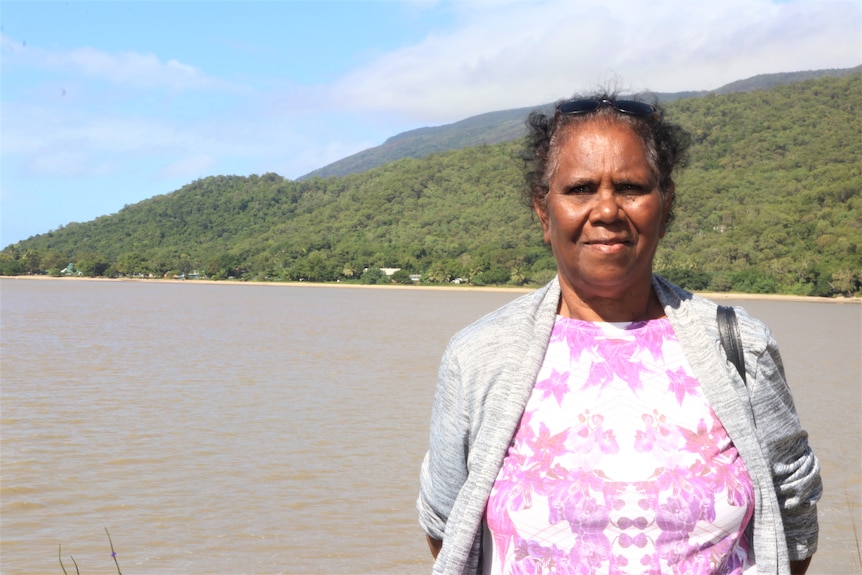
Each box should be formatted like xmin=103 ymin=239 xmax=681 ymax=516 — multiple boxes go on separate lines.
xmin=1 ymin=0 xmax=860 ymax=247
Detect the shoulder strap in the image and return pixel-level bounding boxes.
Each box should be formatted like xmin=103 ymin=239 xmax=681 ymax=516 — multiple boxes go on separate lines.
xmin=717 ymin=305 xmax=747 ymax=385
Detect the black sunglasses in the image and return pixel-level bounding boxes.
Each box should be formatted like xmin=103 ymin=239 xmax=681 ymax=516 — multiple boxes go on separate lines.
xmin=556 ymin=99 xmax=659 ymax=119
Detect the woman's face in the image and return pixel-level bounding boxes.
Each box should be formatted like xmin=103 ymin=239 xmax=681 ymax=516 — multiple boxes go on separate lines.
xmin=535 ymin=119 xmax=671 ymax=303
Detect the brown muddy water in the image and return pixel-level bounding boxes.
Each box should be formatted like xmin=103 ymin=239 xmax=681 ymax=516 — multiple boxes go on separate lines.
xmin=1 ymin=278 xmax=859 ymax=574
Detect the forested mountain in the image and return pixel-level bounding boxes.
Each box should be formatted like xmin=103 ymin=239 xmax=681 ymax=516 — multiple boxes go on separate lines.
xmin=301 ymin=66 xmax=861 ymax=179
xmin=300 ymin=105 xmax=540 ymax=181
xmin=2 ymin=72 xmax=860 ymax=297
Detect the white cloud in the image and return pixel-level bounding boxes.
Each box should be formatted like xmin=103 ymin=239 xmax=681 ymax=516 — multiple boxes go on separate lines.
xmin=0 ymin=96 xmax=366 ymax=183
xmin=21 ymin=145 xmax=113 ymax=178
xmin=63 ymin=48 xmax=210 ymax=90
xmin=329 ymin=0 xmax=862 ymax=123
xmin=5 ymin=105 xmax=173 ymax=155
xmin=1 ymin=33 xmax=214 ymax=90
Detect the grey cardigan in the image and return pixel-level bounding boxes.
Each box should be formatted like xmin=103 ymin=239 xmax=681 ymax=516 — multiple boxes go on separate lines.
xmin=417 ymin=276 xmax=820 ymax=575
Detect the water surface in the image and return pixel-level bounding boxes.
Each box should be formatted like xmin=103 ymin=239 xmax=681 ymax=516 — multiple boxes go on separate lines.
xmin=1 ymin=279 xmax=859 ymax=574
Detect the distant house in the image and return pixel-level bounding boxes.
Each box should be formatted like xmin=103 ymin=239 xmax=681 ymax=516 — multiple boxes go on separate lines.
xmin=61 ymin=263 xmax=81 ymax=276
xmin=380 ymin=267 xmax=401 ymax=276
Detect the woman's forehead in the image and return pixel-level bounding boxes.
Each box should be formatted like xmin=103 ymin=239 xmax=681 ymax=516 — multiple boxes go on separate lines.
xmin=552 ymin=117 xmax=656 ymax=167
xmin=555 ymin=115 xmax=642 ymax=145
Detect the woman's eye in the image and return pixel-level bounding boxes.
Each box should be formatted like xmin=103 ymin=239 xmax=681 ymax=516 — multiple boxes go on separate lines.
xmin=619 ymin=183 xmax=647 ymax=194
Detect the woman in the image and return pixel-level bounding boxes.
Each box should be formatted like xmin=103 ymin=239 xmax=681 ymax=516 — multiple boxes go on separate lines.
xmin=417 ymin=95 xmax=821 ymax=575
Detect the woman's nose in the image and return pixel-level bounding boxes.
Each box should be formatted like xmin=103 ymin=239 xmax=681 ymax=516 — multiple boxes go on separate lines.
xmin=590 ymin=189 xmax=621 ymax=223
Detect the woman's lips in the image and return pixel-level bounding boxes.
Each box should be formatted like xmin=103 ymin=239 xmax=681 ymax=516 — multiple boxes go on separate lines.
xmin=583 ymin=238 xmax=632 ymax=253
xmin=585 ymin=238 xmax=632 ymax=245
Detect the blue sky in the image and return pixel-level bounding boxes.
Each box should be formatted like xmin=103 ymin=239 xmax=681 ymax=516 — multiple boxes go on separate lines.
xmin=2 ymin=0 xmax=860 ymax=247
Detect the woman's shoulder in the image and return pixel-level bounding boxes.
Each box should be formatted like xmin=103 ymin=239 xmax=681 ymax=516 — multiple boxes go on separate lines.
xmin=447 ymin=279 xmax=560 ymax=355
xmin=653 ymin=274 xmax=774 ymax=351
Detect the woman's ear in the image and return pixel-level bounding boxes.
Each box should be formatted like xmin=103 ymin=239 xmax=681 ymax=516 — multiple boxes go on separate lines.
xmin=533 ymin=194 xmax=551 ymax=242
xmin=659 ymin=182 xmax=675 ymax=238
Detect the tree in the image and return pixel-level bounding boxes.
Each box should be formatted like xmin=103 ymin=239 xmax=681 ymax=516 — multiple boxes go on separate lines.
xmin=360 ymin=267 xmax=384 ymax=284
xmin=391 ymin=269 xmax=413 ymax=284
xmin=75 ymin=253 xmax=111 ymax=277
xmin=831 ymin=269 xmax=860 ymax=297
xmin=116 ymin=252 xmax=148 ymax=277
xmin=0 ymin=252 xmax=23 ymax=275
xmin=20 ymin=250 xmax=43 ymax=274
xmin=660 ymin=268 xmax=712 ymax=291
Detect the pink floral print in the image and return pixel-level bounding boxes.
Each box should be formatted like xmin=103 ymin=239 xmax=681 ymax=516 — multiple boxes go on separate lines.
xmin=485 ymin=318 xmax=754 ymax=575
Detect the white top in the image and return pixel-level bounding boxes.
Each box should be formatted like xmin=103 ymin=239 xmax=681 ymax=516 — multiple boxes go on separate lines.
xmin=484 ymin=316 xmax=754 ymax=574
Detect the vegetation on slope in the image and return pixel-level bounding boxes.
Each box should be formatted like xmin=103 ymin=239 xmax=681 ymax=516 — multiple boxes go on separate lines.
xmin=300 ymin=105 xmax=540 ymax=180
xmin=2 ymin=73 xmax=860 ymax=296
xmin=658 ymin=73 xmax=861 ymax=296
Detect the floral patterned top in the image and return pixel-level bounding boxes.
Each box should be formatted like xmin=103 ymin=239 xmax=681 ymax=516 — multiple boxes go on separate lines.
xmin=484 ymin=316 xmax=754 ymax=575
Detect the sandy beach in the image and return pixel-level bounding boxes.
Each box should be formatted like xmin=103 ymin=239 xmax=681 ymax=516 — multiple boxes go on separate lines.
xmin=3 ymin=274 xmax=860 ymax=303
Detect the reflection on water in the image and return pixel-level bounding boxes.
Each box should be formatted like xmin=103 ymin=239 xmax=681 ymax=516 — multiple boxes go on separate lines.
xmin=1 ymin=279 xmax=859 ymax=574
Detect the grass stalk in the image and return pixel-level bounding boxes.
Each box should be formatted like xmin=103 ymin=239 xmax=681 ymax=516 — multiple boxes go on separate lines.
xmin=848 ymin=487 xmax=862 ymax=569
xmin=58 ymin=545 xmax=80 ymax=575
xmin=105 ymin=528 xmax=123 ymax=575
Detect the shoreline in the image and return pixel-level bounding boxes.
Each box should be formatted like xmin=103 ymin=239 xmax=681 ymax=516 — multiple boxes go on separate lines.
xmin=3 ymin=274 xmax=859 ymax=303
xmin=0 ymin=274 xmax=528 ymax=294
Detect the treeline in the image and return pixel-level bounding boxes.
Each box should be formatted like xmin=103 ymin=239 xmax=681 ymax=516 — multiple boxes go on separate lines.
xmin=2 ymin=73 xmax=860 ymax=296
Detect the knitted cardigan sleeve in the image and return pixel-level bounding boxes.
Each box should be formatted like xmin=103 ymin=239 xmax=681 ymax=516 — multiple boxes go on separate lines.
xmin=417 ymin=281 xmax=560 ymax=574
xmin=417 ymin=340 xmax=468 ymax=542
xmin=745 ymin=321 xmax=821 ymax=560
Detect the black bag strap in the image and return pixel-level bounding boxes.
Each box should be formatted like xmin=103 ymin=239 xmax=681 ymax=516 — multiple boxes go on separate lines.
xmin=717 ymin=305 xmax=747 ymax=385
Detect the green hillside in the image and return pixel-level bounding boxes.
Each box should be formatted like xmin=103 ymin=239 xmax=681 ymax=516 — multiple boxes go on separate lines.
xmin=2 ymin=73 xmax=860 ymax=296
xmin=300 ymin=105 xmax=540 ymax=180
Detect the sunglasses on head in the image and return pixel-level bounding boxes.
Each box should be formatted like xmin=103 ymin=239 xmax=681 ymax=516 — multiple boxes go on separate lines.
xmin=556 ymin=99 xmax=659 ymax=119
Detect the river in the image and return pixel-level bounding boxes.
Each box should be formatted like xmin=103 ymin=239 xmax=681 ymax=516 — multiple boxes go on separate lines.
xmin=1 ymin=278 xmax=859 ymax=574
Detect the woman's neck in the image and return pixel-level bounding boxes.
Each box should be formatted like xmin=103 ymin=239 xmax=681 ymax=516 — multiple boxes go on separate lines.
xmin=557 ymin=283 xmax=665 ymax=323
